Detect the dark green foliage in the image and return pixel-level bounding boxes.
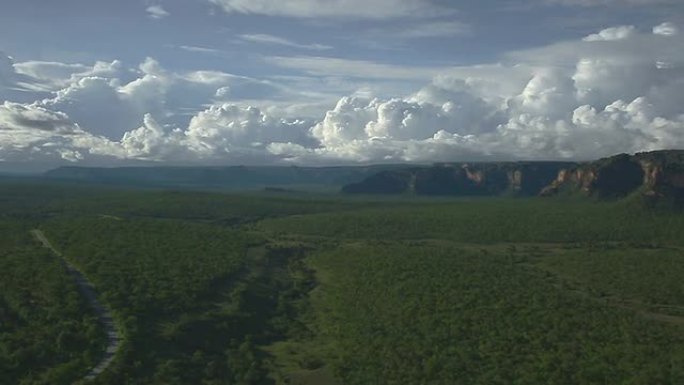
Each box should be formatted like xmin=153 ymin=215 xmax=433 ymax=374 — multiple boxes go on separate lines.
xmin=2 ymin=179 xmax=684 ymax=384
xmin=0 ymin=180 xmax=395 ymax=224
xmin=538 ymin=246 xmax=684 ymax=310
xmin=38 ymin=218 xmax=314 ymax=385
xmin=0 ymin=222 xmax=104 ymax=385
xmin=306 ymin=243 xmax=684 ymax=385
xmin=258 ymin=199 xmax=684 ymax=244
xmin=40 ymin=218 xmax=252 ymax=384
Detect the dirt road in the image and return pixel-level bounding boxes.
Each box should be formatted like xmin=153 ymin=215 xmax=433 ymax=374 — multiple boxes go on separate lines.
xmin=31 ymin=229 xmax=122 ymax=382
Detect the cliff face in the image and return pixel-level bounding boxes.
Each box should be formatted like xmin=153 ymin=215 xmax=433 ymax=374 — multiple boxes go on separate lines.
xmin=539 ymin=150 xmax=684 ymax=203
xmin=342 ymin=162 xmax=573 ymax=196
xmin=539 ymin=154 xmax=644 ymax=198
xmin=342 ymin=150 xmax=684 ymax=202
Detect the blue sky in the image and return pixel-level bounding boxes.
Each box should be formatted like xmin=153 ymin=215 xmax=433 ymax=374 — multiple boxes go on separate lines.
xmin=1 ymin=0 xmax=684 ymax=170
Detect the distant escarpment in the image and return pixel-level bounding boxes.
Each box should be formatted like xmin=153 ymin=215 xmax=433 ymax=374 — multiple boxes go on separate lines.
xmin=342 ymin=162 xmax=574 ymax=196
xmin=540 ymin=150 xmax=684 ymax=204
xmin=342 ymin=150 xmax=684 ymax=204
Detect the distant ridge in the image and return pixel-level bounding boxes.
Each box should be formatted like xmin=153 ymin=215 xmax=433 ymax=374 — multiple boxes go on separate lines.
xmin=539 ymin=150 xmax=684 ymax=205
xmin=43 ymin=165 xmax=405 ymax=190
xmin=342 ymin=161 xmax=575 ymax=197
xmin=42 ymin=150 xmax=684 ymax=205
xmin=342 ymin=150 xmax=684 ymax=205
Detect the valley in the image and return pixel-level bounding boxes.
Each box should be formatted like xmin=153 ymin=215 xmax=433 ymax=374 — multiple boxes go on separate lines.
xmin=2 ymin=151 xmax=684 ymax=384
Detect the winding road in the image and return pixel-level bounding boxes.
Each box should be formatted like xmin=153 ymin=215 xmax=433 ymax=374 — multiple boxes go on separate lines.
xmin=31 ymin=229 xmax=122 ymax=382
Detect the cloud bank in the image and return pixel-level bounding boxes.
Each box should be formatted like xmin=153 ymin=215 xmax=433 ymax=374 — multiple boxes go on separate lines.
xmin=1 ymin=22 xmax=683 ymax=168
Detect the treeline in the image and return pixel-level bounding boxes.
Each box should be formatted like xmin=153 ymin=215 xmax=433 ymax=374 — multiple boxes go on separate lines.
xmin=0 ymin=181 xmax=384 ymax=223
xmin=258 ymin=199 xmax=684 ymax=245
xmin=0 ymin=222 xmax=104 ymax=385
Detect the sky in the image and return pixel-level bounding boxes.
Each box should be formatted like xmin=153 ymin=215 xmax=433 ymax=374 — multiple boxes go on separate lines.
xmin=1 ymin=0 xmax=684 ymax=171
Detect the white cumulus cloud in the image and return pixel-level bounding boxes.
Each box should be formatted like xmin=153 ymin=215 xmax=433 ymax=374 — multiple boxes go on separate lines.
xmin=2 ymin=22 xmax=684 ymax=168
xmin=583 ymin=25 xmax=636 ymax=41
xmin=185 ymin=104 xmax=314 ymax=156
xmin=653 ymin=22 xmax=679 ymax=36
xmin=146 ymin=5 xmax=170 ymax=19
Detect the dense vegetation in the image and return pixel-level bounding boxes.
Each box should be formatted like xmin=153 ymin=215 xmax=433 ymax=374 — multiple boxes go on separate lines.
xmin=300 ymin=243 xmax=684 ymax=384
xmin=536 ymin=246 xmax=684 ymax=312
xmin=40 ymin=218 xmax=303 ymax=385
xmin=257 ymin=199 xmax=684 ymax=245
xmin=2 ymin=179 xmax=684 ymax=384
xmin=0 ymin=222 xmax=104 ymax=385
xmin=0 ymin=181 xmax=380 ymax=222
